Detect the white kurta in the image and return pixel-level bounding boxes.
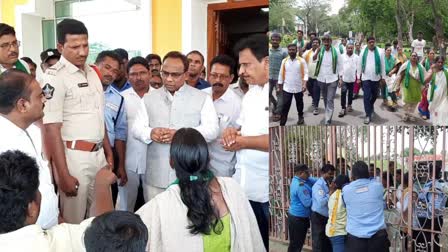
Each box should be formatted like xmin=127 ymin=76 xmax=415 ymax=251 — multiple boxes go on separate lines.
xmin=428 ymin=70 xmax=448 ymax=125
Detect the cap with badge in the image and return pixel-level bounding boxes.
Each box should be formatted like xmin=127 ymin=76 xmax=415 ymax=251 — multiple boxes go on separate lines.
xmin=40 ymin=49 xmax=61 ymax=63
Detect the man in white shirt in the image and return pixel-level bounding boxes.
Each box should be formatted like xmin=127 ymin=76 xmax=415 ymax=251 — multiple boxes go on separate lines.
xmin=0 ymin=150 xmax=117 ymax=252
xmin=222 ymin=34 xmax=269 ymax=250
xmin=313 ymin=34 xmax=343 ymax=125
xmin=278 ymin=43 xmax=308 ymax=125
xmin=357 ymin=36 xmax=386 ymax=124
xmin=132 ymin=51 xmax=219 ymax=201
xmin=0 ymin=69 xmax=58 ymax=229
xmin=411 ymin=32 xmax=426 ymax=62
xmin=0 ymin=23 xmax=30 ymax=74
xmin=202 ymin=55 xmax=241 ymax=177
xmin=338 ymin=43 xmax=360 ymax=117
xmin=303 ymin=38 xmax=321 ymax=115
xmin=117 ymin=57 xmax=152 ymax=210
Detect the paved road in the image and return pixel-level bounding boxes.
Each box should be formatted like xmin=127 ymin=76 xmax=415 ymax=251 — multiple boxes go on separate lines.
xmin=269 ymin=88 xmax=432 ymax=127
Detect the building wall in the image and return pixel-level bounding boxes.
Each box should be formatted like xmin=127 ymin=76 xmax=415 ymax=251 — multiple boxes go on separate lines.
xmin=152 ymin=0 xmax=182 ymax=58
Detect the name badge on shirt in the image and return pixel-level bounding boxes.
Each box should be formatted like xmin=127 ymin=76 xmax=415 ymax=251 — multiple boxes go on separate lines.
xmin=78 ymin=82 xmax=89 ymax=88
xmin=318 ymin=189 xmax=325 ymax=196
xmin=355 ymin=186 xmax=369 ymax=193
xmin=106 ymin=102 xmax=119 ymax=112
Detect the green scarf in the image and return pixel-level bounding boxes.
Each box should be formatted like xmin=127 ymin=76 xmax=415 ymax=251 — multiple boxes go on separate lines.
xmin=339 ymin=44 xmax=344 ymax=54
xmin=314 ymin=46 xmax=338 ymax=77
xmin=404 ymin=62 xmax=425 ymax=89
xmin=293 ymin=38 xmax=304 ymax=48
xmin=362 ymin=47 xmax=381 ymax=75
xmin=424 ymin=58 xmax=431 ymax=71
xmin=1 ymin=60 xmax=29 ymax=74
xmin=385 ymin=55 xmax=395 ymax=74
xmin=429 ymin=69 xmax=448 ymax=102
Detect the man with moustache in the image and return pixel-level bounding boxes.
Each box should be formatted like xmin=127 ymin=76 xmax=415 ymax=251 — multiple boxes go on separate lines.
xmin=133 ymin=51 xmax=219 ymax=200
xmin=95 ymin=50 xmax=128 ymax=204
xmin=149 ymin=69 xmax=163 ymax=89
xmin=186 ymin=50 xmax=211 ymax=89
xmin=278 ymin=43 xmax=308 ymax=126
xmin=338 ymin=43 xmax=360 ymax=117
xmin=112 ymin=48 xmax=132 ymax=92
xmin=0 ymin=69 xmax=59 ymax=229
xmin=202 ymin=54 xmax=241 ymax=177
xmin=269 ymin=32 xmax=287 ymax=121
xmin=313 ymin=34 xmax=343 ymax=125
xmin=42 ymin=19 xmax=114 ymax=224
xmin=117 ymin=57 xmax=152 ymax=210
xmin=0 ymin=23 xmax=30 ymax=74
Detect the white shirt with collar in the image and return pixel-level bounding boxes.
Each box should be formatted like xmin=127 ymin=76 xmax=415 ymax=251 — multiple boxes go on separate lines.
xmin=0 ymin=59 xmax=31 ymax=74
xmin=233 ymin=83 xmax=269 ymax=203
xmin=203 ymin=87 xmax=242 ymax=177
xmin=316 ymin=47 xmax=343 ymax=83
xmin=341 ymin=53 xmax=360 ymax=83
xmin=0 ymin=217 xmax=93 ymax=252
xmin=132 ymin=84 xmax=219 ymax=144
xmin=277 ymin=57 xmax=309 ymax=93
xmin=357 ymin=47 xmax=386 ymax=81
xmin=122 ymin=87 xmax=151 ymax=174
xmin=0 ymin=116 xmax=59 ymax=229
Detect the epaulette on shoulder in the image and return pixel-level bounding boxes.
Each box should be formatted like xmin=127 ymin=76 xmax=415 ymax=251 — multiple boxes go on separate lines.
xmin=45 ymin=61 xmax=64 ymax=76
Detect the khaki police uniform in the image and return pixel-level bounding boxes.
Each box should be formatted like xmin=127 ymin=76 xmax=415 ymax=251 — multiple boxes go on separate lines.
xmin=42 ymin=55 xmax=107 ymax=224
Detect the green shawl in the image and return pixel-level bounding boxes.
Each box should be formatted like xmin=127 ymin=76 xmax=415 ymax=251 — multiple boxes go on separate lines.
xmin=429 ymin=69 xmax=448 ymax=102
xmin=424 ymin=58 xmax=431 ymax=71
xmin=404 ymin=62 xmax=425 ymax=89
xmin=293 ymin=38 xmax=305 ymax=48
xmin=0 ymin=60 xmax=29 ymax=74
xmin=339 ymin=44 xmax=344 ymax=54
xmin=314 ymin=46 xmax=338 ymax=77
xmin=362 ymin=47 xmax=381 ymax=75
xmin=385 ymin=55 xmax=395 ymax=74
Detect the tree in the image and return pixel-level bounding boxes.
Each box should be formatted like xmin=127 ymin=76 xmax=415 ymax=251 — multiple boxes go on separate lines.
xmin=427 ymin=0 xmax=446 ymax=56
xmin=269 ymin=0 xmax=297 ymax=33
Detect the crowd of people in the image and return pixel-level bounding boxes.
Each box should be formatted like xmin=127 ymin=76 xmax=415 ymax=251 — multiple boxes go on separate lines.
xmin=287 ymin=161 xmax=448 ymax=252
xmin=0 ymin=18 xmax=268 ymax=251
xmin=269 ymin=30 xmax=448 ymax=125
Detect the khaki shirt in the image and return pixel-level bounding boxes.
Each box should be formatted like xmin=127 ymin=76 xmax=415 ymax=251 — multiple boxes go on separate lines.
xmin=42 ymin=56 xmax=105 ymax=142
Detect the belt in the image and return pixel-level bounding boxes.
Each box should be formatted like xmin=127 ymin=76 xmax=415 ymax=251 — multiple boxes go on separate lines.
xmin=65 ymin=140 xmax=103 ymax=152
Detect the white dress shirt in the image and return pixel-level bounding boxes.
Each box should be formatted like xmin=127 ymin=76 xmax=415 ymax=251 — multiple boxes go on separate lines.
xmin=316 ymin=48 xmax=343 ymax=83
xmin=0 ymin=217 xmax=93 ymax=252
xmin=341 ymin=53 xmax=360 ymax=83
xmin=233 ymin=83 xmax=269 ymax=203
xmin=303 ymin=49 xmax=318 ymax=79
xmin=132 ymin=84 xmax=219 ymax=144
xmin=122 ymin=87 xmax=150 ymax=174
xmin=277 ymin=57 xmax=309 ymax=93
xmin=357 ymin=47 xmax=386 ymax=81
xmin=203 ymin=87 xmax=242 ymax=177
xmin=0 ymin=116 xmax=59 ymax=229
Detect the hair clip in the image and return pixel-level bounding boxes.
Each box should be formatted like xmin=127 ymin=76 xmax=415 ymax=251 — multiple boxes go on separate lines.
xmin=189 ymin=175 xmax=199 ymax=181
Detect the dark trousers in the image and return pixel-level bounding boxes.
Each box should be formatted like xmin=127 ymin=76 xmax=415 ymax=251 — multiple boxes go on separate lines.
xmin=250 ymin=200 xmax=269 ymax=250
xmin=311 ymin=78 xmax=321 ymax=108
xmin=380 ymin=82 xmax=387 ymax=100
xmin=269 ymin=79 xmax=282 ymax=114
xmin=413 ymin=217 xmax=443 ymax=252
xmin=287 ymin=214 xmax=310 ymax=252
xmin=111 ymin=147 xmax=119 ymax=205
xmin=311 ymin=211 xmax=332 ymax=252
xmin=346 ymin=229 xmax=390 ymax=252
xmin=280 ymin=91 xmax=304 ymax=126
xmin=362 ymin=80 xmax=380 ymax=118
xmin=341 ymin=82 xmax=354 ymax=109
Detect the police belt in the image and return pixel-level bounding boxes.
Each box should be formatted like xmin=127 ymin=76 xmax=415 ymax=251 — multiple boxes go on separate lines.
xmin=65 ymin=140 xmax=103 ymax=152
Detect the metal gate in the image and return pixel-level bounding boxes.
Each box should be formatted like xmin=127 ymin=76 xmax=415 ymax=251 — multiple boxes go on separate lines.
xmin=269 ymin=126 xmax=448 ymax=251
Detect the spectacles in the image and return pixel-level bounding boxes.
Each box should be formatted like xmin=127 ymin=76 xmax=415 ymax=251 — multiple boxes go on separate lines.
xmin=150 ymin=81 xmax=162 ymax=86
xmin=129 ymin=71 xmax=149 ymax=78
xmin=209 ymin=73 xmax=230 ymax=80
xmin=0 ymin=40 xmax=21 ymax=50
xmin=161 ymin=71 xmax=184 ymax=79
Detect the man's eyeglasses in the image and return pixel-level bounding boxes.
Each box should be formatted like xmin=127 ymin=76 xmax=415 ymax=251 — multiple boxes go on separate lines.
xmin=0 ymin=40 xmax=21 ymax=50
xmin=161 ymin=71 xmax=184 ymax=79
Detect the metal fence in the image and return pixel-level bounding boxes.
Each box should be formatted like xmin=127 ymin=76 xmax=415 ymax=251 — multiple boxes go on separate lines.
xmin=269 ymin=126 xmax=448 ymax=251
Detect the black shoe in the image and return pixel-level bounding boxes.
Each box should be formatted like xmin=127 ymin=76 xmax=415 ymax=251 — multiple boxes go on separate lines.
xmin=364 ymin=116 xmax=371 ymax=124
xmin=338 ymin=109 xmax=346 ymax=117
xmin=297 ymin=117 xmax=304 ymax=125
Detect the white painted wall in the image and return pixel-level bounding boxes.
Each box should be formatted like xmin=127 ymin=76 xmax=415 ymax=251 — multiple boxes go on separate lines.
xmin=21 ymin=13 xmax=43 ymax=64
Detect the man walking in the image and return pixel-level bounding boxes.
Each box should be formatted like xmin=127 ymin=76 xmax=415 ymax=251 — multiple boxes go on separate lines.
xmin=339 ymin=43 xmax=359 ymax=117
xmin=269 ymin=32 xmax=287 ymax=121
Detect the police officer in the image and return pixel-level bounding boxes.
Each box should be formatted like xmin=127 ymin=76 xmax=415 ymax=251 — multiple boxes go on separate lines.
xmin=42 ymin=19 xmax=114 ymax=224
xmin=415 ymin=164 xmax=447 ymax=252
xmin=288 ymin=164 xmax=317 ymax=252
xmin=311 ymin=164 xmax=336 ymax=252
xmin=95 ymin=50 xmax=128 ymax=205
xmin=342 ymin=161 xmax=389 ymax=252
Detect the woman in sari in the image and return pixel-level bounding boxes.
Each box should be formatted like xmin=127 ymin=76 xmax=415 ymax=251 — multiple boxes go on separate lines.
xmin=427 ymin=56 xmax=448 ymax=125
xmin=395 ymin=52 xmax=427 ymax=122
xmin=417 ymin=49 xmax=436 ymax=120
xmin=136 ymin=128 xmax=264 ymax=252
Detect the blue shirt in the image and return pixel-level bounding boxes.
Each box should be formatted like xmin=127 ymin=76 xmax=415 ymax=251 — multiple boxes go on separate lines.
xmin=342 ymin=178 xmax=385 ymax=238
xmin=289 ymin=176 xmax=317 ymax=218
xmin=195 ymin=78 xmax=211 ymax=90
xmin=104 ymin=85 xmax=127 ymax=147
xmin=111 ymin=80 xmax=132 ymax=92
xmin=311 ymin=177 xmax=330 ymax=217
xmin=416 ymin=180 xmax=447 ymax=218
